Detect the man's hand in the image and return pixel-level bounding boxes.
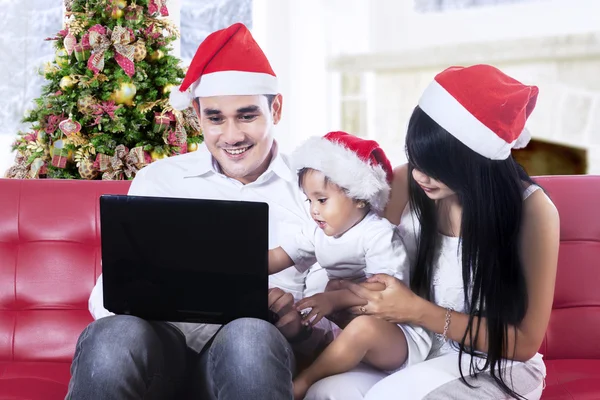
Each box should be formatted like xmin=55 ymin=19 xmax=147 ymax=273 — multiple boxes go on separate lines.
xmin=268 ymin=287 xmax=303 ymax=340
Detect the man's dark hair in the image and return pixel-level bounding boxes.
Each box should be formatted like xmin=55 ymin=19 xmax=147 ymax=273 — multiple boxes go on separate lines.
xmin=193 ymin=94 xmax=277 ymax=111
xmin=265 ymin=94 xmax=276 ymax=110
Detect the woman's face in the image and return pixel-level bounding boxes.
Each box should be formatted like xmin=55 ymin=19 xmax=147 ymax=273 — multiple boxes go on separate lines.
xmin=411 ymin=168 xmax=455 ymax=200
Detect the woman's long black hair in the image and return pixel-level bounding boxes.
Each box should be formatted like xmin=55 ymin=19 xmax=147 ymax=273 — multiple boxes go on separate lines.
xmin=406 ymin=106 xmax=534 ymax=398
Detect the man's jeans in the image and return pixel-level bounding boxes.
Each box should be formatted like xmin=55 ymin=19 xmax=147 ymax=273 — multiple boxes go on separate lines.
xmin=65 ymin=315 xmax=295 ymax=399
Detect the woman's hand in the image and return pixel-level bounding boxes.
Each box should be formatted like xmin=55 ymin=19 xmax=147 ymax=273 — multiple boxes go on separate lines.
xmin=346 ymin=274 xmax=426 ymax=324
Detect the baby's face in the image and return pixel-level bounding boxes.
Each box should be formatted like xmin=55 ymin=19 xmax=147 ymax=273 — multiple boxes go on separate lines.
xmin=301 ymin=170 xmax=367 ymax=237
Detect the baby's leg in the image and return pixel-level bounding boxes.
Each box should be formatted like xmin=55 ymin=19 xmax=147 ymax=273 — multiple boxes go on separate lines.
xmin=293 ymin=316 xmax=408 ymax=400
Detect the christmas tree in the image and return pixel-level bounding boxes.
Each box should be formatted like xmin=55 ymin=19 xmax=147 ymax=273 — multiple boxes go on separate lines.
xmin=4 ymin=0 xmax=202 ymax=180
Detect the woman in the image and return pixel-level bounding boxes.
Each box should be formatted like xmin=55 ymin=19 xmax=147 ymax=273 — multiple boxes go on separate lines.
xmin=341 ymin=65 xmax=559 ymax=399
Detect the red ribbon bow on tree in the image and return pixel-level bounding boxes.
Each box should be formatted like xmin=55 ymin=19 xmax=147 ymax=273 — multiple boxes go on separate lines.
xmin=87 ymin=25 xmax=136 ymax=77
xmin=148 ymin=0 xmax=169 ymax=16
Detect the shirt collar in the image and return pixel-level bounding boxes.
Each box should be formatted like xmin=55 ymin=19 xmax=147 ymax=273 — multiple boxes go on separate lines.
xmin=183 ymin=141 xmax=296 ymax=184
xmin=183 ymin=145 xmax=217 ymax=178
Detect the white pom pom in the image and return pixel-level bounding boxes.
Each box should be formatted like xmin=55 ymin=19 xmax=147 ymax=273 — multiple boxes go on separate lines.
xmin=513 ymin=127 xmax=531 ymax=149
xmin=169 ymin=86 xmax=193 ymax=110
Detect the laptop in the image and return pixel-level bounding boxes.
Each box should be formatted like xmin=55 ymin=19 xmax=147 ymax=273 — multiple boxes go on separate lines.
xmin=99 ymin=194 xmax=269 ymax=324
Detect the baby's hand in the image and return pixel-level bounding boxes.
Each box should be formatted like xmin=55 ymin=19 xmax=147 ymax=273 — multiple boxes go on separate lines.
xmin=295 ymin=293 xmax=336 ymax=327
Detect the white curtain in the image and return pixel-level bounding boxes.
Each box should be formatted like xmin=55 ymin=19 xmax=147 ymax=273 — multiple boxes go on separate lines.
xmin=0 ymin=0 xmax=63 ymax=173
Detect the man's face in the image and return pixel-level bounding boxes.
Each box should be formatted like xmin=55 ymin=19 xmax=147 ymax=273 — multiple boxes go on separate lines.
xmin=194 ymin=94 xmax=283 ymax=185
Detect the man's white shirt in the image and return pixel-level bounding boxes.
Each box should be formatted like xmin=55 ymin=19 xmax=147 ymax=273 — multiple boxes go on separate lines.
xmin=89 ymin=143 xmax=328 ymax=322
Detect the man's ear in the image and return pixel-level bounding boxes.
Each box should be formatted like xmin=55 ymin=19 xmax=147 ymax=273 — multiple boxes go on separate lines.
xmin=272 ymin=94 xmax=283 ymax=125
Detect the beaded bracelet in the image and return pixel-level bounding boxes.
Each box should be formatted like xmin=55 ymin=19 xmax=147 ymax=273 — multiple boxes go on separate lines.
xmin=442 ymin=307 xmax=453 ymax=341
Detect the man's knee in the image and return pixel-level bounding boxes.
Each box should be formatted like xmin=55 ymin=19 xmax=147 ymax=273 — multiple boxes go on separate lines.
xmin=212 ymin=318 xmax=290 ymax=362
xmin=74 ymin=315 xmax=159 ymax=375
xmin=209 ymin=317 xmax=294 ymax=377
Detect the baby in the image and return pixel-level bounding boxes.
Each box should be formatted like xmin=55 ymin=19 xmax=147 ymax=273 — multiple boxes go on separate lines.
xmin=269 ymin=131 xmax=432 ymax=399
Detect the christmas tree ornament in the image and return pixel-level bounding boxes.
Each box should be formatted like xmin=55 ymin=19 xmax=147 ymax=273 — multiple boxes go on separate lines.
xmin=74 ymin=43 xmax=91 ymax=62
xmin=37 ymin=130 xmax=48 ymax=143
xmin=124 ymin=4 xmax=143 ymax=21
xmin=111 ymin=7 xmax=124 ymax=19
xmin=59 ymin=116 xmax=82 ymax=136
xmin=133 ymin=40 xmax=147 ymax=62
xmin=88 ymin=25 xmax=136 ymax=77
xmin=97 ymin=145 xmax=146 ymax=180
xmin=147 ymin=49 xmax=164 ymax=62
xmin=148 ymin=0 xmax=169 ymax=16
xmin=59 ymin=75 xmax=76 ymax=90
xmin=187 ymin=142 xmax=198 ymax=152
xmin=150 ymin=149 xmax=167 ymax=161
xmin=182 ymin=108 xmax=202 ymax=136
xmin=77 ymin=95 xmax=97 ymax=114
xmin=162 ymin=84 xmax=176 ymax=94
xmin=153 ymin=111 xmax=174 ymax=133
xmin=110 ymin=82 xmax=137 ymax=106
xmin=29 ymin=158 xmax=47 ymax=178
xmin=50 ymin=138 xmax=73 ymax=168
xmin=114 ymin=0 xmax=128 ymax=9
xmin=78 ymin=157 xmax=99 ymax=180
xmin=63 ymin=31 xmax=77 ymax=55
xmin=55 ymin=48 xmax=70 ymax=68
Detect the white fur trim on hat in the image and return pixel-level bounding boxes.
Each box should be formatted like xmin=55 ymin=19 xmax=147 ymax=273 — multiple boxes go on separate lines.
xmin=169 ymin=86 xmax=193 ymax=110
xmin=192 ymin=71 xmax=279 ymax=98
xmin=291 ymin=137 xmax=390 ymax=214
xmin=513 ymin=127 xmax=531 ymax=149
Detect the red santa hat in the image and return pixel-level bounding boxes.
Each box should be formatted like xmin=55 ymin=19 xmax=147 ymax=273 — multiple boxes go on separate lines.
xmin=169 ymin=23 xmax=278 ymax=110
xmin=418 ymin=64 xmax=539 ymax=160
xmin=292 ymin=131 xmax=394 ymax=214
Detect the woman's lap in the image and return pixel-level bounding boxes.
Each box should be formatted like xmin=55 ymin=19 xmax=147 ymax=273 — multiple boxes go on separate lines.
xmin=304 ymin=363 xmax=387 ymax=400
xmin=364 ymin=352 xmax=546 ymax=400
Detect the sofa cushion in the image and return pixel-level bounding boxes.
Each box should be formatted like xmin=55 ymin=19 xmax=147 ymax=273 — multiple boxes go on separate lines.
xmin=0 ymin=361 xmax=70 ymax=399
xmin=542 ymin=359 xmax=600 ymax=400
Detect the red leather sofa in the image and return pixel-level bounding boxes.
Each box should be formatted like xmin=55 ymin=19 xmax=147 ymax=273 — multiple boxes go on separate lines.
xmin=0 ymin=176 xmax=598 ymax=399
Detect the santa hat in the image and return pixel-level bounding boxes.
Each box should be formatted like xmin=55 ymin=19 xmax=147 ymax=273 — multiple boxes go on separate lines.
xmin=292 ymin=132 xmax=393 ymax=214
xmin=418 ymin=64 xmax=539 ymax=160
xmin=170 ymin=23 xmax=278 ymax=110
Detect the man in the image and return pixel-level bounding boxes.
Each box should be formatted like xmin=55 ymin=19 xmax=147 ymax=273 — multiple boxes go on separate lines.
xmin=66 ymin=23 xmax=336 ymax=400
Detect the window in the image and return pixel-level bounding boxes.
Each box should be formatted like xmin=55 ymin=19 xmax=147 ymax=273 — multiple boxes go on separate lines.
xmin=339 ymin=73 xmax=372 ymax=138
xmin=180 ymin=0 xmax=252 ymax=65
xmin=415 ymin=0 xmax=541 ymax=13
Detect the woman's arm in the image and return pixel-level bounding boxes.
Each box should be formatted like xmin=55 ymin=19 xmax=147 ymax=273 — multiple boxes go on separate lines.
xmin=349 ymin=190 xmax=560 ymax=361
xmin=384 ymin=164 xmax=410 ymax=225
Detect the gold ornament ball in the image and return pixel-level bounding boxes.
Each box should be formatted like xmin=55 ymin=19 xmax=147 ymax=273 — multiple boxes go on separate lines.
xmin=78 ymin=158 xmax=99 ymax=180
xmin=59 ymin=76 xmax=76 ymax=90
xmin=150 ymin=150 xmax=167 ymax=161
xmin=133 ymin=40 xmax=147 ymax=62
xmin=77 ymin=95 xmax=97 ymax=114
xmin=111 ymin=82 xmax=137 ymax=106
xmin=55 ymin=48 xmax=69 ymax=68
xmin=147 ymin=49 xmax=164 ymax=62
xmin=162 ymin=84 xmax=176 ymax=95
xmin=114 ymin=0 xmax=127 ymax=9
xmin=187 ymin=142 xmax=199 ymax=152
xmin=111 ymin=7 xmax=124 ymax=19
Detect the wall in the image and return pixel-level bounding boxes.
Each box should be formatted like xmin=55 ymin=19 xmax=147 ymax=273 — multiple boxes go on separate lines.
xmin=328 ymin=0 xmax=600 ymax=172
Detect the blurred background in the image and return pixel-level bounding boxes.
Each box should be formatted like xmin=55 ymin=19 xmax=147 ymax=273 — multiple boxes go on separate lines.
xmin=1 ymin=0 xmax=598 ymax=176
